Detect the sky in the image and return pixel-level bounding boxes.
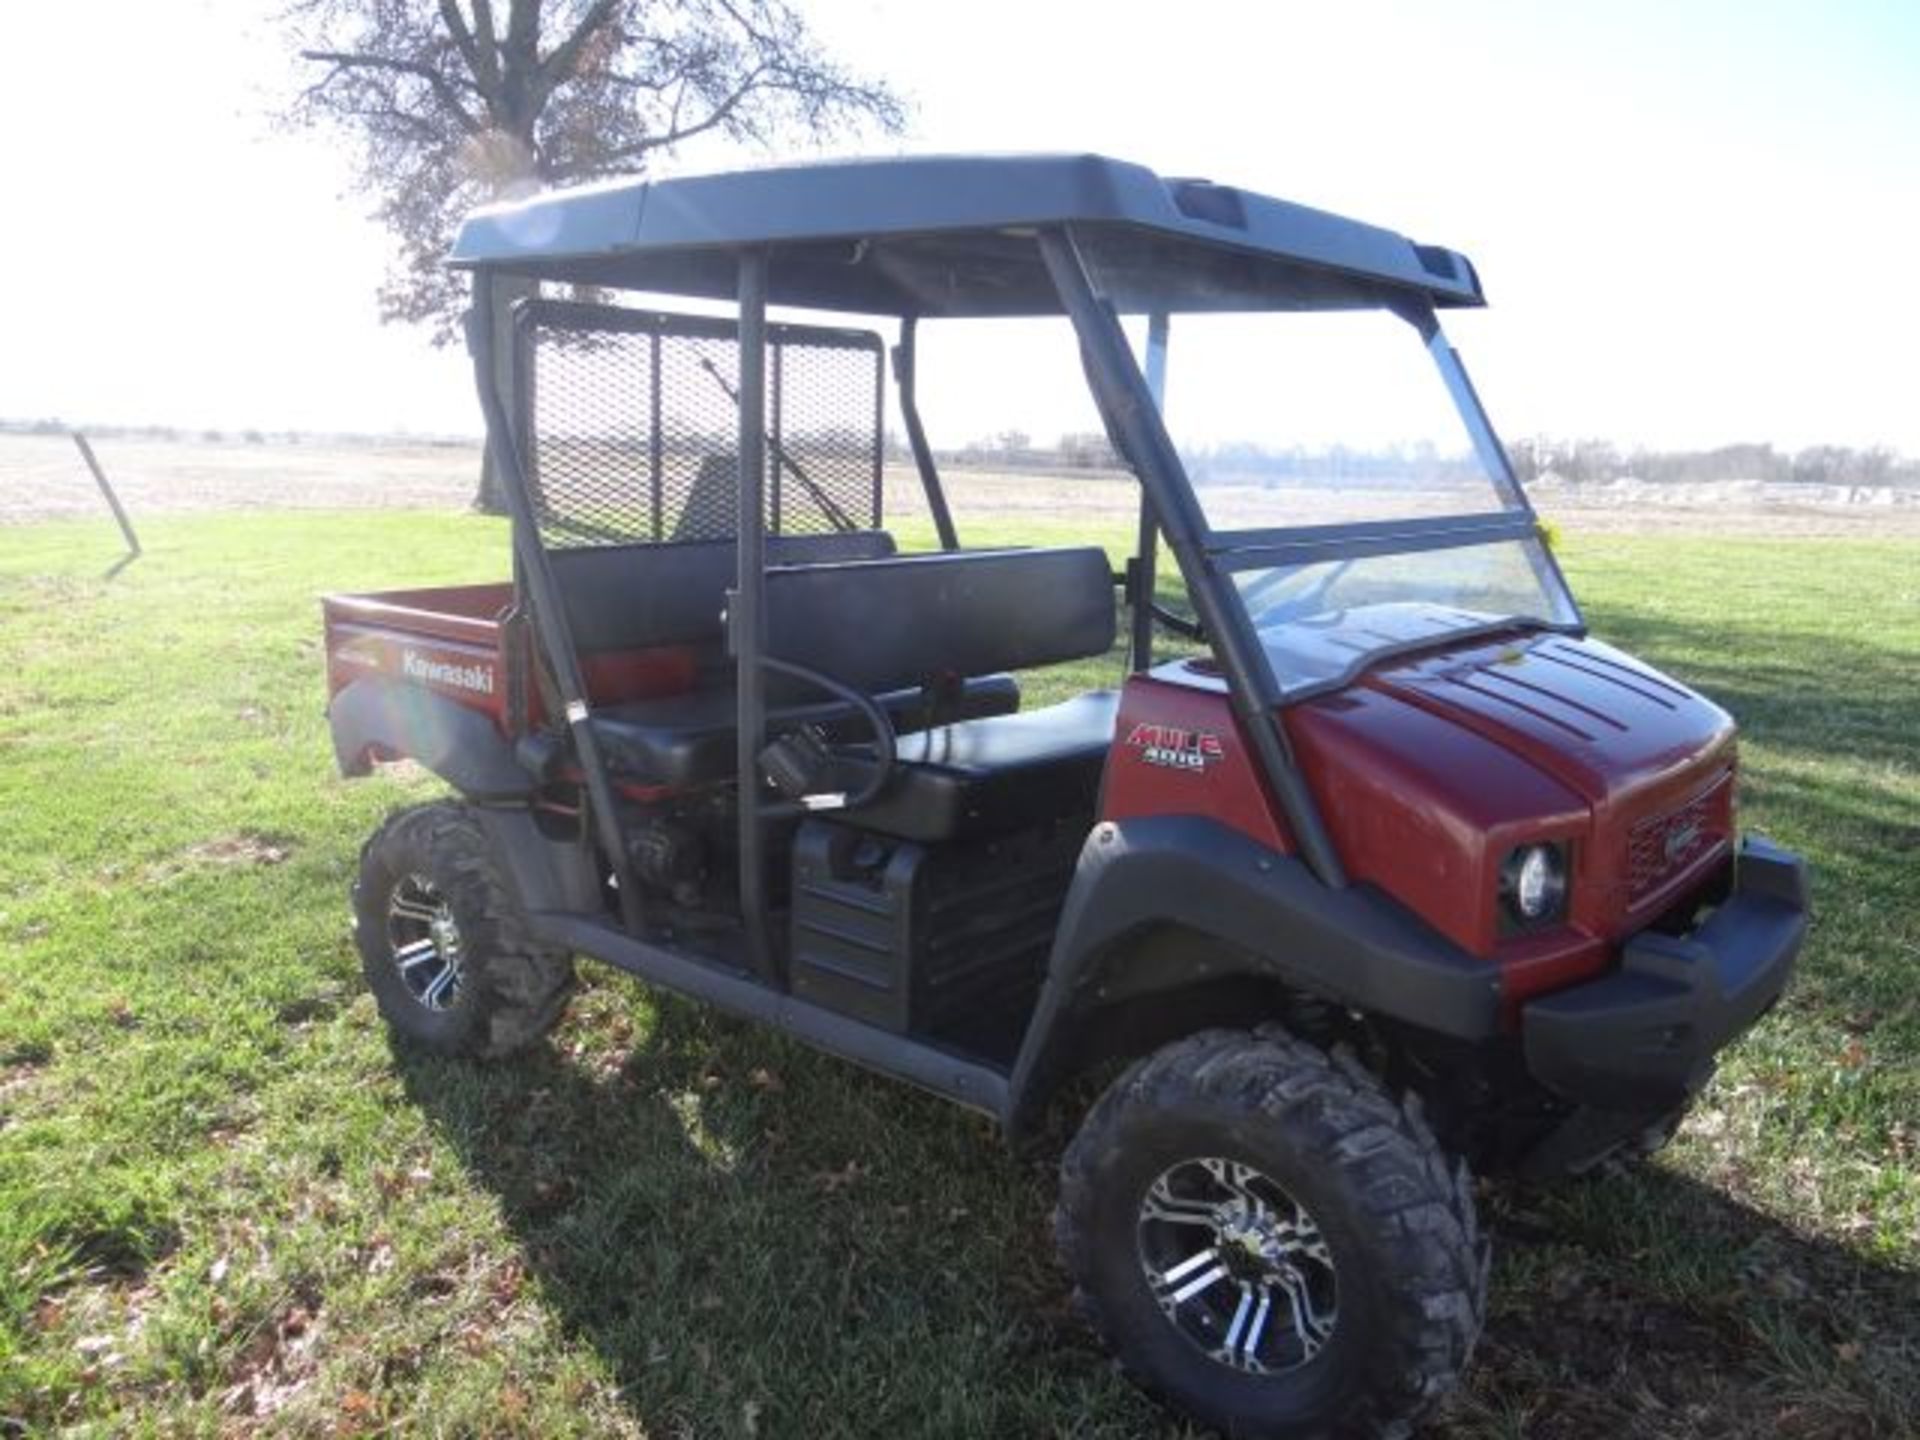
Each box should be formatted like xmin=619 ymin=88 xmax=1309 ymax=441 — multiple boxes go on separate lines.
xmin=1 ymin=0 xmax=1916 ymax=452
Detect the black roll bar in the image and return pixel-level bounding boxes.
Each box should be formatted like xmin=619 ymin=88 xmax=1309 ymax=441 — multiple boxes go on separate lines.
xmin=892 ymin=317 xmax=959 ymax=550
xmin=730 ymin=248 xmax=776 ymax=981
xmin=1129 ymin=311 xmax=1170 ymax=672
xmin=466 ymin=273 xmax=645 ymax=931
xmin=1037 ymin=228 xmax=1350 ymax=889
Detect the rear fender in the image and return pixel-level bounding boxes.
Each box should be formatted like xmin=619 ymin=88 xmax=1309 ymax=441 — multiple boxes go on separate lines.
xmin=1004 ymin=815 xmax=1501 ymax=1142
xmin=328 ymin=676 xmax=535 ymax=801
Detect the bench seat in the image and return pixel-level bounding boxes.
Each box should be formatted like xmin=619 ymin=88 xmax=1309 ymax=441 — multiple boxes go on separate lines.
xmin=594 ymin=674 xmax=1020 ymax=787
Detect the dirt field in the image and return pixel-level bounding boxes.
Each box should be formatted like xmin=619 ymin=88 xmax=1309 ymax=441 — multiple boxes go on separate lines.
xmin=6 ymin=431 xmax=1918 ymax=538
xmin=0 ymin=433 xmax=480 ymax=522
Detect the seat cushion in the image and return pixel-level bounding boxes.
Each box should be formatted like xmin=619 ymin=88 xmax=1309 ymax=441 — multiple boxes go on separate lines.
xmin=762 ymin=547 xmax=1117 ymax=696
xmin=593 ymin=674 xmax=1021 ymax=786
xmin=842 ymin=691 xmax=1120 ymax=843
xmin=550 ymin=529 xmax=897 ymax=654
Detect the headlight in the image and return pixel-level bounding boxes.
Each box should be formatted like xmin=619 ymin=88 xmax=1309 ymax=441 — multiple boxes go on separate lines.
xmin=1501 ymin=843 xmax=1568 ymax=926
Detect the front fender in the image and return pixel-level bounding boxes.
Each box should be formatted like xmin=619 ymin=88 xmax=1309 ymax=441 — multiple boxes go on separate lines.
xmin=1005 ymin=815 xmax=1500 ymax=1140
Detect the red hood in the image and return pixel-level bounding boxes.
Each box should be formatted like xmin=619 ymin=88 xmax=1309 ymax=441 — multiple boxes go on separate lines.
xmin=1361 ymin=633 xmax=1735 ymax=813
xmin=1286 ymin=631 xmax=1738 ymax=964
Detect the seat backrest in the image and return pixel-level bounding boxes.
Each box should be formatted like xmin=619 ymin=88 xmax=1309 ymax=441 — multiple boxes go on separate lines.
xmin=548 ymin=529 xmax=896 ymax=653
xmin=763 ymin=547 xmax=1116 ymax=694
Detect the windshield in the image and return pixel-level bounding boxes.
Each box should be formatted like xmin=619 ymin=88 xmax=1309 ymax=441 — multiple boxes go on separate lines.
xmin=1140 ymin=305 xmax=1578 ymax=694
xmin=1164 ymin=309 xmax=1522 ymax=528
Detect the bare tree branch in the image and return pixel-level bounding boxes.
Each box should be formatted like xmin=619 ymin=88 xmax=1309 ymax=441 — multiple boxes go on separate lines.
xmin=437 ymin=1 xmax=500 ymax=107
xmin=531 ymin=0 xmax=620 ymax=111
xmin=299 ymin=49 xmax=486 ymax=135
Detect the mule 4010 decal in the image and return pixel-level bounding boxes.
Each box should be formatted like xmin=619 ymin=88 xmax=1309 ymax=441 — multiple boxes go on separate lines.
xmin=1126 ymin=722 xmax=1225 ymax=772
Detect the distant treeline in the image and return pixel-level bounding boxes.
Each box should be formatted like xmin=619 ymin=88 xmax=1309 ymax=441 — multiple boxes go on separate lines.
xmin=1507 ymin=438 xmax=1920 ymax=489
xmin=0 ymin=417 xmax=473 ymax=448
xmin=936 ymin=430 xmax=1920 ymax=489
xmin=928 ymin=430 xmax=1125 ymax=471
xmin=8 ymin=415 xmax=1912 ymax=490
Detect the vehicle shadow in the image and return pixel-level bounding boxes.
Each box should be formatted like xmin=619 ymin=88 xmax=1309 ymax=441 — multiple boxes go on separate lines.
xmin=390 ymin=985 xmax=1166 ymax=1437
xmin=395 ymin=989 xmax=1918 ymax=1440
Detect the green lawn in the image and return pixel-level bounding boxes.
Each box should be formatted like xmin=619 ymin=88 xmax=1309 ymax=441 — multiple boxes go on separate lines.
xmin=1 ymin=513 xmax=1915 ymax=1437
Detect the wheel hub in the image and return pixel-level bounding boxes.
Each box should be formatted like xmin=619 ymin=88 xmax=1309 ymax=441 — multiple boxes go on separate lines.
xmin=386 ymin=873 xmax=465 ymax=1013
xmin=1136 ymin=1157 xmax=1338 ymax=1375
xmin=1215 ymin=1204 xmax=1291 ymax=1276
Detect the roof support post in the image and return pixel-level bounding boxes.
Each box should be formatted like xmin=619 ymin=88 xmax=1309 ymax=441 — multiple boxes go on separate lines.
xmin=1038 ymin=228 xmax=1349 ymax=889
xmin=732 ymin=247 xmax=776 ymax=980
xmin=1129 ymin=310 xmax=1169 ymax=672
xmin=466 ymin=271 xmax=645 ymax=932
xmin=892 ymin=317 xmax=959 ymax=550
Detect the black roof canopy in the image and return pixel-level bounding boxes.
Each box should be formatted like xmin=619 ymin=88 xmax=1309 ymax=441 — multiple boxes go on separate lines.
xmin=449 ymin=154 xmax=1483 ymax=318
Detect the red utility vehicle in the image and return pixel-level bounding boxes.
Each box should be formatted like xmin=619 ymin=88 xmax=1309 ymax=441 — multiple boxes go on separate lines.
xmin=323 ymin=156 xmax=1806 ymax=1438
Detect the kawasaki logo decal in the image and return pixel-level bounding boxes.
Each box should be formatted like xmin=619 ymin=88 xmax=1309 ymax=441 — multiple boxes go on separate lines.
xmin=403 ymin=648 xmax=496 ymax=696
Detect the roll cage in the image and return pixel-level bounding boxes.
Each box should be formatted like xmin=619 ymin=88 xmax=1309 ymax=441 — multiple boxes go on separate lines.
xmin=452 ymin=153 xmax=1579 ymax=974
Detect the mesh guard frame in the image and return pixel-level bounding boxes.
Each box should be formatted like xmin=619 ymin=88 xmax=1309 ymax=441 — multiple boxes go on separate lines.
xmin=511 ymin=297 xmax=885 ymax=550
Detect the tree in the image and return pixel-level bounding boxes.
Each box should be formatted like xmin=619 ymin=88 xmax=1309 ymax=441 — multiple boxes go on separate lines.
xmin=283 ymin=1 xmax=906 ymax=508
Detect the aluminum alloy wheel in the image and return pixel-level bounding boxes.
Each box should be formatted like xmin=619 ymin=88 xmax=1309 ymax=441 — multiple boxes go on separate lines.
xmin=1136 ymin=1156 xmax=1338 ymax=1375
xmin=386 ymin=873 xmax=465 ymax=1012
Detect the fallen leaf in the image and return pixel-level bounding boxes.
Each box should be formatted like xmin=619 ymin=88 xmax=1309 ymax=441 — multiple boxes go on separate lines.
xmin=811 ymin=1160 xmax=865 ymax=1193
xmin=340 ymin=1387 xmax=379 ymax=1423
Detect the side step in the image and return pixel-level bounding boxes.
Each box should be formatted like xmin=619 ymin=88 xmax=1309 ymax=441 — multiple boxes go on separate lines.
xmin=526 ymin=912 xmax=1013 ymax=1122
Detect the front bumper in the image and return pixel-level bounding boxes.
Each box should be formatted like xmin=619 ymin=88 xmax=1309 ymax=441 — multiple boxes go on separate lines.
xmin=1521 ymin=835 xmax=1808 ymax=1115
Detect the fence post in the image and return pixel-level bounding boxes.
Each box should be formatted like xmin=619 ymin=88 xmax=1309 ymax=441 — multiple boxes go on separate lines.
xmin=71 ymin=432 xmax=141 ymax=561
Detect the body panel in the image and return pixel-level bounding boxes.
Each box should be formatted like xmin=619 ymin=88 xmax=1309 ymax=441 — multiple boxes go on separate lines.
xmin=1363 ymin=632 xmax=1739 ymax=956
xmin=1101 ymin=670 xmax=1291 ymax=851
xmin=1006 ymin=813 xmax=1504 ymax=1139
xmin=323 ymin=584 xmax=700 ymax=778
xmin=1115 ymin=633 xmax=1744 ymax=1007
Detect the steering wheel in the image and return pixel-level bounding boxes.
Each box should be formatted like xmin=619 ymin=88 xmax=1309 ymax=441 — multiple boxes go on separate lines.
xmin=755 ymin=656 xmax=898 ymax=817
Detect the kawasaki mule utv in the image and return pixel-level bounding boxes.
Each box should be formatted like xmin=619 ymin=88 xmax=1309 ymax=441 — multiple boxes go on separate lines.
xmin=322 ymin=155 xmax=1806 ymax=1437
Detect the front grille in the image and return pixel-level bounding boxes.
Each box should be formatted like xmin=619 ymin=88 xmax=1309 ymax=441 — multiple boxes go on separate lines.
xmin=1627 ymin=772 xmax=1732 ymax=900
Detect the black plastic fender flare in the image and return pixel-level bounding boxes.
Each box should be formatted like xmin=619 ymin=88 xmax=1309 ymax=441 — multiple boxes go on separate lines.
xmin=328 ymin=676 xmax=535 ymax=801
xmin=1004 ymin=815 xmax=1502 ymax=1141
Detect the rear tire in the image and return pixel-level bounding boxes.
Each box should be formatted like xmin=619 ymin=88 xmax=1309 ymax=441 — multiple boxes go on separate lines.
xmin=1056 ymin=1027 xmax=1484 ymax=1439
xmin=353 ymin=801 xmax=573 ymax=1058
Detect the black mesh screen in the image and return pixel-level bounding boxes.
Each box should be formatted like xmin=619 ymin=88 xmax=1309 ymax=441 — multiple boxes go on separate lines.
xmin=515 ymin=299 xmax=883 ymax=548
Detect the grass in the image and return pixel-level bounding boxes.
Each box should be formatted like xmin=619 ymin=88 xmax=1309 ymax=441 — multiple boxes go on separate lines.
xmin=0 ymin=511 xmax=1915 ymax=1437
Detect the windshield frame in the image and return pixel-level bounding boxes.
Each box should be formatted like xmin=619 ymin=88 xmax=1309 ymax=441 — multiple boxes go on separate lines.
xmin=1157 ymin=297 xmax=1585 ymax=698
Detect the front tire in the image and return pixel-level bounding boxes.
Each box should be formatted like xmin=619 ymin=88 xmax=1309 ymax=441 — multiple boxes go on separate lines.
xmin=353 ymin=801 xmax=573 ymax=1059
xmin=1057 ymin=1028 xmax=1485 ymax=1439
